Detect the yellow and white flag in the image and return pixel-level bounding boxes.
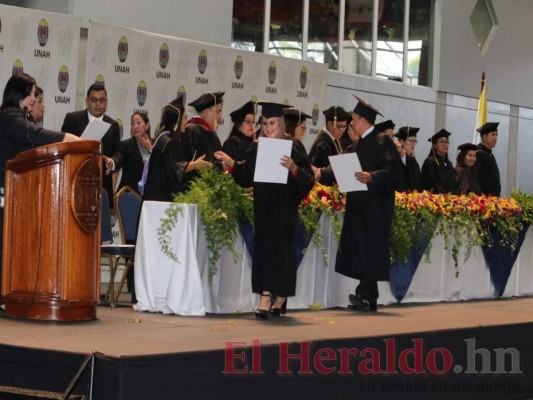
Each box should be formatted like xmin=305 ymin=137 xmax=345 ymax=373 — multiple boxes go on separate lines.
xmin=473 ymin=72 xmax=487 ymax=144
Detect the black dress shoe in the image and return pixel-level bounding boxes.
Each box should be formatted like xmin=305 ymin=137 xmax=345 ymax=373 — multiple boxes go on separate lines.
xmin=348 ymin=294 xmax=377 ymax=312
xmin=270 ymin=298 xmax=287 ymax=317
xmin=255 ymin=309 xmax=270 ymax=320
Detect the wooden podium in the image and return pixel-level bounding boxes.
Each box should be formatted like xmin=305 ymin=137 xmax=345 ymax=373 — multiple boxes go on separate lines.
xmin=1 ymin=141 xmax=102 ymax=321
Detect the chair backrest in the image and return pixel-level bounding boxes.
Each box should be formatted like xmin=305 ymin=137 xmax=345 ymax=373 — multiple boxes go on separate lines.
xmin=114 ymin=186 xmax=142 ymax=244
xmin=101 ymin=188 xmax=113 ymax=244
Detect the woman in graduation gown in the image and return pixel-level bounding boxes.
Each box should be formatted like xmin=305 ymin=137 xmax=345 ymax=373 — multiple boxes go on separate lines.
xmin=283 ymin=108 xmax=312 ymax=155
xmin=222 ymin=101 xmax=256 ymax=162
xmin=215 ymin=102 xmax=314 ymax=319
xmin=140 ymin=96 xmax=212 ymax=202
xmin=455 ymin=143 xmax=482 ymax=195
xmin=395 ymin=126 xmax=422 ymax=192
xmin=421 ymin=129 xmax=458 ymax=194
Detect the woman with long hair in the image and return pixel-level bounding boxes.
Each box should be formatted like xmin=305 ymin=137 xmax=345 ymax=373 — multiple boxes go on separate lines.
xmin=455 ymin=142 xmax=482 ymax=195
xmin=0 ymin=73 xmax=80 ymax=298
xmin=215 ymin=102 xmax=314 ymax=320
xmin=140 ymin=96 xmax=211 ymax=201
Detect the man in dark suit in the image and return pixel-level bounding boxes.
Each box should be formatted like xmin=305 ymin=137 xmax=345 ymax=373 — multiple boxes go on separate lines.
xmin=62 ymin=83 xmax=120 ymax=205
xmin=335 ymin=95 xmax=397 ymax=312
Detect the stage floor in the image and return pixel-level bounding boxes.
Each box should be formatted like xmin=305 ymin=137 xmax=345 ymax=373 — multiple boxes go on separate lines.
xmin=1 ymin=295 xmax=533 ymax=357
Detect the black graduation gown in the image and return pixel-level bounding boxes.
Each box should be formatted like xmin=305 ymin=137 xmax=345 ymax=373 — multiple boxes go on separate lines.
xmin=475 ymin=144 xmax=501 ymax=196
xmin=309 ymin=130 xmax=341 ymax=168
xmin=404 ymin=155 xmax=422 ymax=192
xmin=222 ymin=133 xmax=254 ymax=162
xmin=455 ymin=166 xmax=482 ymax=195
xmin=232 ymin=135 xmax=314 ymax=297
xmin=421 ymin=154 xmax=458 ymax=194
xmin=335 ymin=129 xmax=397 ymax=281
xmin=142 ymin=133 xmax=188 ymax=202
xmin=181 ymin=119 xmax=223 ymax=169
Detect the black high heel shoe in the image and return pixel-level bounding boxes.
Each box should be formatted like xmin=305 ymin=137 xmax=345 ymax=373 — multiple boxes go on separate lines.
xmin=270 ymin=297 xmax=287 ymax=317
xmin=255 ymin=292 xmax=271 ymax=320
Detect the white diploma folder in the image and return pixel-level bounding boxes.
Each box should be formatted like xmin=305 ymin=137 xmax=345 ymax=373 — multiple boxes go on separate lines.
xmin=253 ymin=137 xmax=292 ymax=184
xmin=328 ymin=153 xmax=368 ymax=192
xmin=81 ymin=118 xmax=111 ymax=141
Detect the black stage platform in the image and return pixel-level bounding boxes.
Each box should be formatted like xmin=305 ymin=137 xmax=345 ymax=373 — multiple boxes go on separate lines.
xmin=1 ymin=298 xmax=533 ymax=399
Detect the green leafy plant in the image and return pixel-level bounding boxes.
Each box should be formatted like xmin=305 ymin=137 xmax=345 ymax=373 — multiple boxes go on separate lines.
xmin=158 ymin=168 xmax=253 ymax=283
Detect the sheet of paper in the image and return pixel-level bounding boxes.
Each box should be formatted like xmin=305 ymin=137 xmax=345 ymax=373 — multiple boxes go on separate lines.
xmin=328 ymin=153 xmax=368 ymax=192
xmin=253 ymin=137 xmax=292 ymax=184
xmin=81 ymin=118 xmax=111 ymax=141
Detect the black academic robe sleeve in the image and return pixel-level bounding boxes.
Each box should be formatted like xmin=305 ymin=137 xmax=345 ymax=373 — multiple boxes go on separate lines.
xmin=404 ymin=156 xmax=422 ymax=192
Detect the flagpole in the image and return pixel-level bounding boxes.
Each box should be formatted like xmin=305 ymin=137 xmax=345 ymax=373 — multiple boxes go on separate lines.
xmin=474 ymin=72 xmax=487 ymax=144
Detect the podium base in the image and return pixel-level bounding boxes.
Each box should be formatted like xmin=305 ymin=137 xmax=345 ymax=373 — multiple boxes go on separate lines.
xmin=2 ymin=296 xmax=97 ymax=321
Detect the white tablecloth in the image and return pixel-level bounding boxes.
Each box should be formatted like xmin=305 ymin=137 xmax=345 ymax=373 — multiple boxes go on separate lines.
xmin=134 ymin=201 xmax=533 ymax=316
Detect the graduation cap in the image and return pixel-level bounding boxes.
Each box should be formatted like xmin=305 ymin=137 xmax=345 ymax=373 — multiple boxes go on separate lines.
xmin=427 ymin=128 xmax=451 ymax=143
xmin=395 ymin=126 xmax=420 ymax=141
xmin=283 ymin=109 xmax=312 ymax=125
xmin=375 ymin=119 xmax=395 ymax=132
xmin=322 ymin=106 xmax=350 ymax=124
xmin=229 ymin=100 xmax=255 ymax=123
xmin=352 ymin=95 xmax=383 ymax=123
xmin=258 ymin=101 xmax=290 ymax=118
xmin=457 ymin=143 xmax=479 ymax=153
xmin=188 ymin=91 xmax=225 ymax=113
xmin=476 ymin=122 xmax=499 ymax=136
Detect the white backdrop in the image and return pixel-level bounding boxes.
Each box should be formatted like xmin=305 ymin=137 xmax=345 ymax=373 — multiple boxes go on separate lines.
xmin=0 ymin=4 xmax=81 ymax=131
xmin=86 ymin=21 xmax=329 ymax=150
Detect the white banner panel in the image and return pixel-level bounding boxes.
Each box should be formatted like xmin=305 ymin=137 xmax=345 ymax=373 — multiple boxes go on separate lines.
xmin=0 ymin=5 xmax=81 ymax=131
xmin=86 ymin=21 xmax=328 ymax=150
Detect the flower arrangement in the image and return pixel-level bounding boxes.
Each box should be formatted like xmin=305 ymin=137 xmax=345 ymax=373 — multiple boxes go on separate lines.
xmin=158 ymin=168 xmax=253 ymax=284
xmin=298 ymin=182 xmax=344 ymax=265
xmin=391 ymin=191 xmax=525 ymax=275
xmin=159 ymin=167 xmax=532 ymax=280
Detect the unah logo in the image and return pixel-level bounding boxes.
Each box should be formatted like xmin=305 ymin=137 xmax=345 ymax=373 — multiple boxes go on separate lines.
xmin=137 ymin=80 xmax=147 ymax=106
xmin=177 ymin=85 xmax=187 ymax=106
xmin=300 ymin=66 xmax=308 ymax=89
xmin=312 ymin=103 xmax=320 ymax=126
xmin=12 ymin=60 xmax=23 ymax=75
xmin=95 ymin=74 xmax=105 ymax=86
xmin=116 ymin=119 xmax=124 ymax=140
xmin=198 ymin=49 xmax=208 ymax=75
xmin=118 ymin=36 xmax=128 ymax=63
xmin=268 ymin=61 xmax=277 ymax=85
xmin=159 ymin=43 xmax=169 ymax=69
xmin=234 ymin=55 xmax=244 ymax=80
xmin=57 ymin=65 xmax=69 ymax=93
xmin=37 ymin=19 xmax=49 ymax=47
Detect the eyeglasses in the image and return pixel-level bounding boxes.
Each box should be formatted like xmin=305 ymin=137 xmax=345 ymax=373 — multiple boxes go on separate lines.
xmin=436 ymin=140 xmax=449 ymax=144
xmin=89 ymin=97 xmax=107 ymax=105
xmin=242 ymin=119 xmax=255 ymax=125
xmin=406 ymin=139 xmax=418 ymax=144
xmin=336 ymin=125 xmax=347 ymax=131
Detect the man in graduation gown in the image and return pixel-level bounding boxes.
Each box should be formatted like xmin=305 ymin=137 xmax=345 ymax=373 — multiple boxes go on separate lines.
xmin=181 ymin=91 xmax=225 ymax=173
xmin=475 ymin=122 xmax=501 ymax=196
xmin=395 ymin=126 xmax=422 ymax=192
xmin=309 ymin=106 xmax=349 ymax=168
xmin=335 ymin=95 xmax=397 ymax=312
xmin=61 ymin=83 xmax=120 ymax=204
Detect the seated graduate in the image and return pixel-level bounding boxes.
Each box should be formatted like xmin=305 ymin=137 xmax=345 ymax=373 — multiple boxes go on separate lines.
xmin=222 ymin=100 xmax=256 ymax=162
xmin=421 ymin=129 xmax=458 ymax=194
xmin=139 ymin=96 xmax=212 ymax=202
xmin=395 ymin=126 xmax=422 ymax=192
xmin=215 ymin=102 xmax=314 ymax=320
xmin=455 ymin=142 xmax=482 ymax=195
